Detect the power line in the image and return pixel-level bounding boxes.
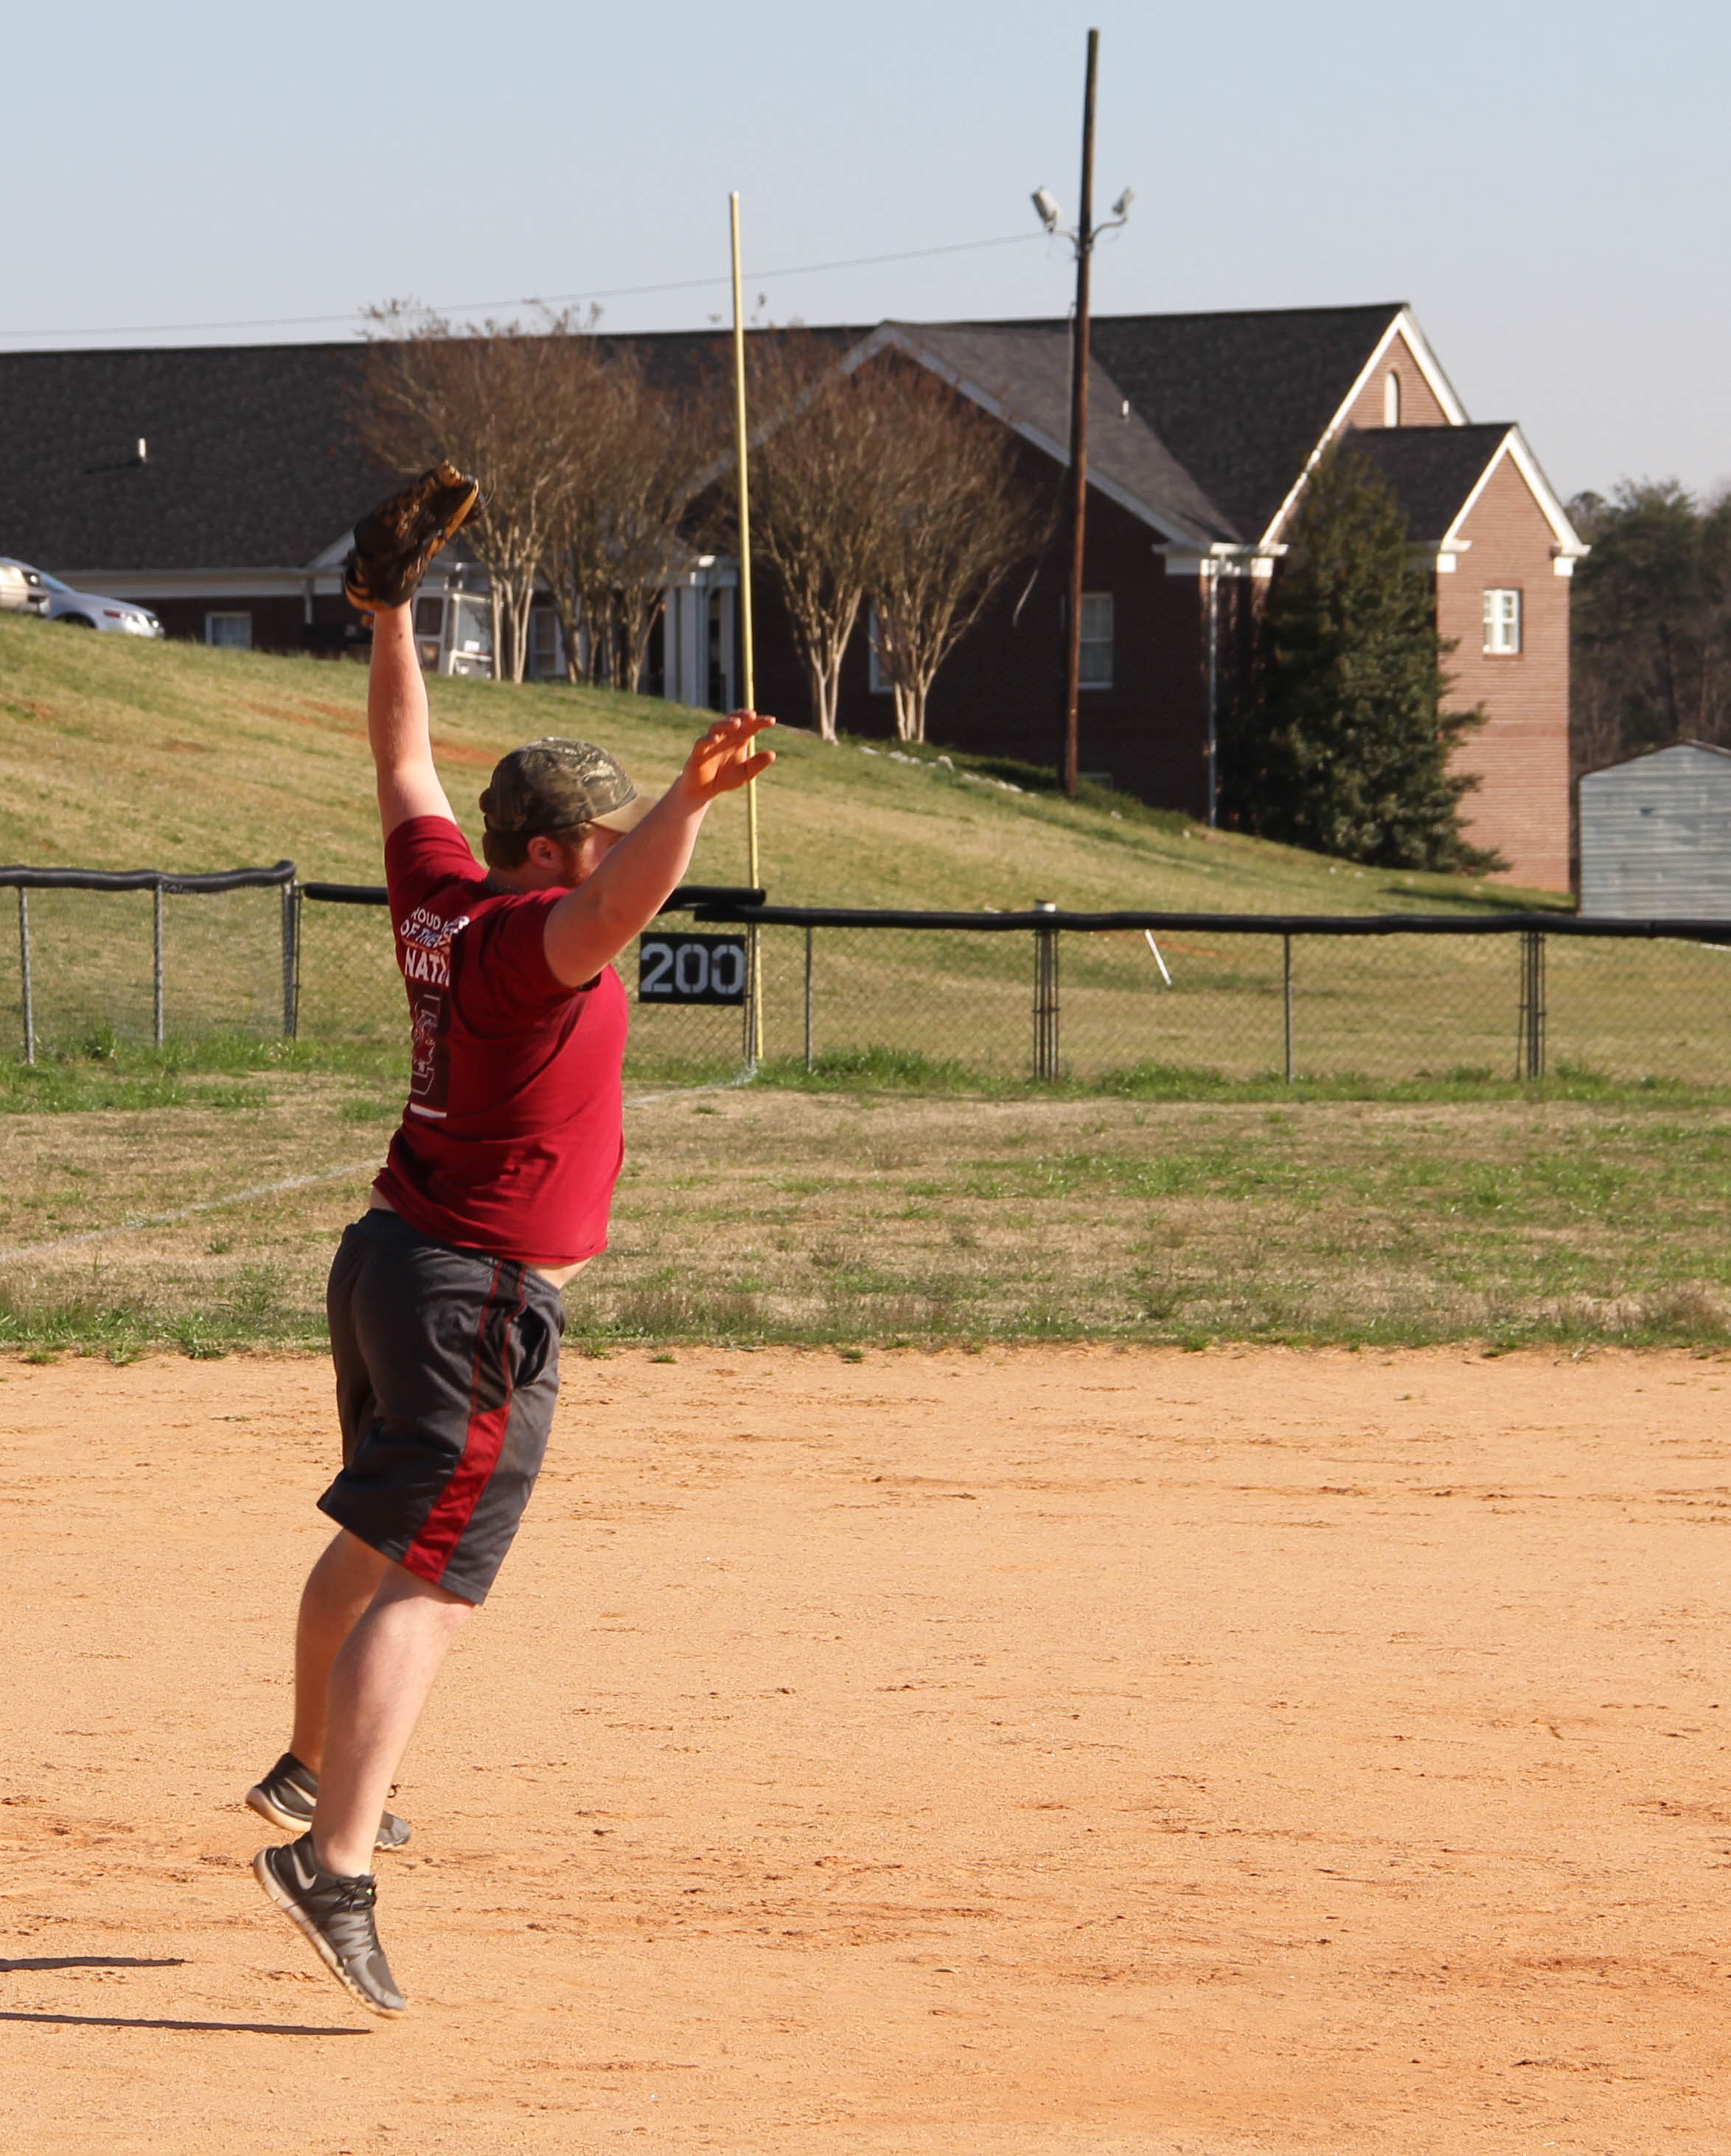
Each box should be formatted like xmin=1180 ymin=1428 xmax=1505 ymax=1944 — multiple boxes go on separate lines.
xmin=0 ymin=230 xmax=1049 ymax=344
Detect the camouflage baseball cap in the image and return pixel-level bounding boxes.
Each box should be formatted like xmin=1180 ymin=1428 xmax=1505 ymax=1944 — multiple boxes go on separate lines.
xmin=479 ymin=738 xmax=654 ymax=838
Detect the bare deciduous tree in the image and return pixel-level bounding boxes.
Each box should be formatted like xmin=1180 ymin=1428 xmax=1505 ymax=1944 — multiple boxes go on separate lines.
xmin=749 ymin=335 xmax=897 ymax=740
xmin=358 ymin=305 xmax=587 ymax=683
xmin=530 ymin=341 xmax=627 ymax=686
xmin=599 ymin=357 xmax=717 ymax=693
xmin=863 ymin=363 xmax=1042 ymax=743
xmin=537 ymin=347 xmax=716 ymax=693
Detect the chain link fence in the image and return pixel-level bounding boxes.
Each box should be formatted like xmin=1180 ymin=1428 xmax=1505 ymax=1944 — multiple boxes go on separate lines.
xmin=720 ymin=905 xmax=1731 ymax=1086
xmin=1 ymin=863 xmax=294 ymax=1060
xmin=4 ymin=863 xmax=1730 ymax=1088
xmin=290 ymin=880 xmax=756 ymax=1082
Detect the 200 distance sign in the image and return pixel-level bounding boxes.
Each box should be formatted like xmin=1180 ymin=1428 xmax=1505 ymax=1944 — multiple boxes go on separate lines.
xmin=636 ymin=932 xmax=748 ymax=1006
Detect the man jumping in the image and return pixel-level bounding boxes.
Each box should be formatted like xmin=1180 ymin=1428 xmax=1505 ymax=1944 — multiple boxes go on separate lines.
xmin=245 ymin=464 xmax=773 ymax=2017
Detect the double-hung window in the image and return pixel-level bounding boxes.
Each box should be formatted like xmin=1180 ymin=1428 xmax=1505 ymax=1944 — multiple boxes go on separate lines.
xmin=1483 ymin=588 xmax=1522 ymax=655
xmin=1079 ymin=592 xmax=1115 ymax=688
xmin=868 ymin=602 xmax=893 ymax=694
xmin=529 ymin=608 xmax=563 ymax=678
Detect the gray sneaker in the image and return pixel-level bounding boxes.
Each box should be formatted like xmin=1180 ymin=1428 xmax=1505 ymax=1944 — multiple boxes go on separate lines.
xmin=245 ymin=1753 xmax=411 ymax=1852
xmin=253 ymin=1835 xmax=406 ymax=2018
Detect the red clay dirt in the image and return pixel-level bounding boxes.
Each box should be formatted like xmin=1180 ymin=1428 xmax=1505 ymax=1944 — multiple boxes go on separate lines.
xmin=1 ymin=1343 xmax=1728 ymax=2154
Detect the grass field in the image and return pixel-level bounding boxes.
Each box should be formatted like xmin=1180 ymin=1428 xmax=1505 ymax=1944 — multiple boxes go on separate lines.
xmin=8 ymin=613 xmax=1713 ymax=1092
xmin=0 ymin=619 xmax=1722 ymax=1357
xmin=0 ymin=1040 xmax=1727 ymax=1355
xmin=0 ymin=611 xmax=1551 ymax=911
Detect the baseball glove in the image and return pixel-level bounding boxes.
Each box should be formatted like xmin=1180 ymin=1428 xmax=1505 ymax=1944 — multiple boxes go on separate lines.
xmin=343 ymin=462 xmax=481 ymax=614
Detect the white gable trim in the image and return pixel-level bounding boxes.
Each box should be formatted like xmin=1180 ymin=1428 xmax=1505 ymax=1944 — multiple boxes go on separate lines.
xmin=1383 ymin=308 xmax=1470 ymax=428
xmin=1258 ymin=307 xmax=1470 ymax=549
xmin=1435 ymin=430 xmax=1514 ymax=545
xmin=1439 ymin=425 xmax=1588 ymax=560
xmin=850 ymin=323 xmax=1214 ymax=546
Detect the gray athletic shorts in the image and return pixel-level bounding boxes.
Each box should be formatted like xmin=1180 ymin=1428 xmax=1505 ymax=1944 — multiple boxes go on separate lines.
xmin=319 ymin=1208 xmax=565 ymax=1605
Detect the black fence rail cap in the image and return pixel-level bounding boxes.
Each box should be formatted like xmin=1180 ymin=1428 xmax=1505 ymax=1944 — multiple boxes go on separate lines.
xmin=691 ymin=900 xmax=1731 ymax=942
xmin=299 ymin=880 xmax=767 ymax=912
xmin=0 ymin=860 xmax=295 ymax=894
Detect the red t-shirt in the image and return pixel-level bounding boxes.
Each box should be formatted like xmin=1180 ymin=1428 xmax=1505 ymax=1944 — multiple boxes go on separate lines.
xmin=370 ymin=816 xmax=629 ymax=1267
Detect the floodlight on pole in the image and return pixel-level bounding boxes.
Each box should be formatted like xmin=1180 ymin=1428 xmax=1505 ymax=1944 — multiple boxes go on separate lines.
xmin=1031 ymin=187 xmax=1062 ymax=234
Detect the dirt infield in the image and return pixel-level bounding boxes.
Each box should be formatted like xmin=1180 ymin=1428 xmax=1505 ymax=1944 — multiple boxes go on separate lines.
xmin=2 ymin=1344 xmax=1728 ymax=2153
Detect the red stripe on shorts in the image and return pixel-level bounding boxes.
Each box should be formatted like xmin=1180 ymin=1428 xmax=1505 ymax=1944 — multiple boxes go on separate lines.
xmin=402 ymin=1261 xmax=526 ymax=1588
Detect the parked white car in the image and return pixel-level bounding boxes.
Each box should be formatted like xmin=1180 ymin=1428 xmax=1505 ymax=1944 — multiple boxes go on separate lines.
xmin=0 ymin=560 xmax=49 ymax=616
xmin=0 ymin=559 xmax=162 ymax=636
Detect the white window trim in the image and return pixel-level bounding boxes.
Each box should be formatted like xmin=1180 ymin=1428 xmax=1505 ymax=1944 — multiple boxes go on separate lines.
xmin=1079 ymin=591 xmax=1114 ymax=689
xmin=204 ymin=611 xmax=252 ymax=650
xmin=1483 ymin=587 xmax=1522 ymax=656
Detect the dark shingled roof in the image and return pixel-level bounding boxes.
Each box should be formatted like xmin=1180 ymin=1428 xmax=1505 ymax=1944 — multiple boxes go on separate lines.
xmin=882 ymin=321 xmax=1239 ymax=542
xmin=0 ymin=343 xmax=383 ymax=570
xmin=1340 ymin=422 xmax=1514 ymax=540
xmin=1084 ymin=304 xmax=1404 ymax=540
xmin=877 ymin=305 xmax=1405 ymax=542
xmin=0 ymin=307 xmax=1417 ymax=572
xmin=0 ymin=330 xmax=866 ymax=573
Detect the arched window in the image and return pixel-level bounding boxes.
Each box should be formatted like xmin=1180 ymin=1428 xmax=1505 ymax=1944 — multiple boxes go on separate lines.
xmin=1383 ymin=370 xmax=1401 ymax=428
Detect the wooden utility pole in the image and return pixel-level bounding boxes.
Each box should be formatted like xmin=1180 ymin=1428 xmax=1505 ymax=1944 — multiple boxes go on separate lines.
xmin=1058 ymin=29 xmax=1100 ymax=799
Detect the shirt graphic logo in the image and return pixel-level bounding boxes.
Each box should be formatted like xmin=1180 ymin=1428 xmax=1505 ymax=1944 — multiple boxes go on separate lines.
xmin=397 ymin=905 xmax=469 ymax=989
xmin=408 ymin=990 xmax=443 ymax=1102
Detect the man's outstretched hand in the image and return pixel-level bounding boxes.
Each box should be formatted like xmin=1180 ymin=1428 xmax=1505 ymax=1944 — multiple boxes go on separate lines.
xmin=679 ymin=711 xmax=776 ymax=804
xmin=543 ymin=710 xmax=776 ymax=988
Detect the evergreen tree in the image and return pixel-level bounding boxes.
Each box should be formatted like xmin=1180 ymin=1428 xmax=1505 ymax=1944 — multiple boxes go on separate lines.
xmin=1567 ymin=480 xmax=1731 ymax=776
xmin=1222 ymin=446 xmax=1499 ymax=872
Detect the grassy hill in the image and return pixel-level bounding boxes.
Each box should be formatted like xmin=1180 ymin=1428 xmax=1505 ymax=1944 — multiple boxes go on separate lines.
xmin=1 ymin=622 xmax=1724 ymax=1360
xmin=0 ymin=614 xmax=1560 ymax=914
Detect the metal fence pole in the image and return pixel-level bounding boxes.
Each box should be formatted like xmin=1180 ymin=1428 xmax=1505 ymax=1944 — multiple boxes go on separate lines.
xmin=18 ymin=889 xmax=34 ymax=1065
xmin=1518 ymin=928 xmax=1546 ymax=1080
xmin=803 ymin=924 xmax=814 ymax=1074
xmin=282 ymin=881 xmax=301 ymax=1039
xmin=152 ymin=883 xmax=164 ymax=1048
xmin=1283 ymin=931 xmax=1295 ymax=1083
xmin=743 ymin=922 xmax=759 ymax=1072
xmin=1534 ymin=931 xmax=1547 ymax=1079
xmin=1033 ymin=900 xmax=1060 ymax=1081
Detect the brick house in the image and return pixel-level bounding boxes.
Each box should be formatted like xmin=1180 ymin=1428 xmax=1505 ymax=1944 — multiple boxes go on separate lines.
xmin=0 ymin=304 xmax=1582 ymax=886
xmin=803 ymin=307 xmax=1585 ymax=889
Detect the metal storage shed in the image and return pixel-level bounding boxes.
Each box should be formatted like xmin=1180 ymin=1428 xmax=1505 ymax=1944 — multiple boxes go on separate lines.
xmin=1578 ymin=742 xmax=1731 ymax=917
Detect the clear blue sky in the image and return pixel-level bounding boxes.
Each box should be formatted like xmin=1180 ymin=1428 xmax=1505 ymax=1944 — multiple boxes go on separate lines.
xmin=11 ymin=0 xmax=1727 ymax=503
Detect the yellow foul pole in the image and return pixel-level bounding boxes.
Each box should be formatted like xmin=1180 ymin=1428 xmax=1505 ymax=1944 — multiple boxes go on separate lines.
xmin=729 ymin=191 xmax=764 ymax=1059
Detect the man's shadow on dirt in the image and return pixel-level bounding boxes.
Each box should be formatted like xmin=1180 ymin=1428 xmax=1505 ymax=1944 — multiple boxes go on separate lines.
xmin=0 ymin=1955 xmax=366 ymax=2036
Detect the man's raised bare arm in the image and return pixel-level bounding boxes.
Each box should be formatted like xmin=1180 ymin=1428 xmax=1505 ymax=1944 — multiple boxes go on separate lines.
xmin=368 ymin=605 xmax=454 ymax=838
xmin=543 ymin=712 xmax=775 ymax=988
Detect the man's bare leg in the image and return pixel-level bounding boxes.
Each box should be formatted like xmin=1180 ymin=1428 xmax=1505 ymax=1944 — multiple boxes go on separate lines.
xmin=282 ymin=598 xmax=425 ymax=1782
xmin=310 ymin=1565 xmax=473 ymax=1879
xmin=290 ymin=1529 xmax=391 ymax=1774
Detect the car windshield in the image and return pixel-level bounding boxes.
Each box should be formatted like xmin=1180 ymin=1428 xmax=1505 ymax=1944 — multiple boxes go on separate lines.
xmin=38 ymin=572 xmax=72 ymax=593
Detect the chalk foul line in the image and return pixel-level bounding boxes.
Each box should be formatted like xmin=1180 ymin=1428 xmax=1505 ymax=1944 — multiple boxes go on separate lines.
xmin=0 ymin=1071 xmax=757 ymax=1264
xmin=0 ymin=1161 xmax=386 ymax=1264
xmin=623 ymin=1065 xmax=760 ymax=1109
